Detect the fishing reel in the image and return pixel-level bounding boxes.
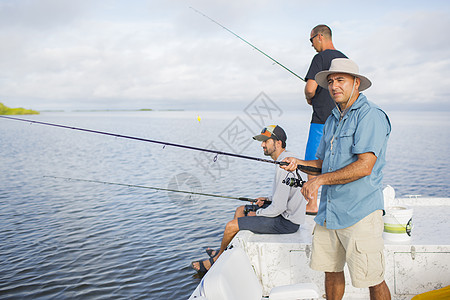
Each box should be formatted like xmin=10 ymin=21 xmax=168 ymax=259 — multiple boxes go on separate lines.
xmin=282 ymin=169 xmax=305 ymax=188
xmin=244 ymin=204 xmax=259 ymax=216
xmin=243 ymin=200 xmax=271 ymax=216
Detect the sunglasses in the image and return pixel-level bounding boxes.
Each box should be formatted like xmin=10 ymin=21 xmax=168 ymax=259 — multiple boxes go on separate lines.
xmin=261 ymin=127 xmax=279 ymax=140
xmin=309 ymin=33 xmax=319 ymax=43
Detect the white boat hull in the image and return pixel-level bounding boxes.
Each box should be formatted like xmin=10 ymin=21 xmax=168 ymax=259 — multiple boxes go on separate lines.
xmin=190 ymin=195 xmax=450 ymax=299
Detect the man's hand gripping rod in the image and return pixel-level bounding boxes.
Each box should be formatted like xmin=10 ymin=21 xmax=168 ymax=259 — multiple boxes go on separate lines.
xmin=278 ymin=161 xmax=322 ymax=175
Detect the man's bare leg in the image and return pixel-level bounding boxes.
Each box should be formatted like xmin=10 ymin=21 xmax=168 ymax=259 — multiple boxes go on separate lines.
xmin=369 ymin=281 xmax=391 ymax=300
xmin=234 ymin=205 xmax=245 ymax=219
xmin=206 ymin=207 xmax=245 ymax=259
xmin=192 ymin=219 xmax=240 ymax=271
xmin=325 ymin=271 xmax=345 ymax=300
xmin=217 ymin=219 xmax=239 ymax=254
xmin=306 ymin=174 xmax=318 ymax=214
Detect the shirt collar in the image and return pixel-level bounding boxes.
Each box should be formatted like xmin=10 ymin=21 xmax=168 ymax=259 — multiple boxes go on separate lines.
xmin=331 ymin=93 xmax=367 ymax=121
xmin=276 ymin=149 xmax=287 ymax=162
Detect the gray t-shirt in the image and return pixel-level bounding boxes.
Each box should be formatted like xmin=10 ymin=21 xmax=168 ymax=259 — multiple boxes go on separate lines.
xmin=255 ymin=150 xmax=306 ymax=225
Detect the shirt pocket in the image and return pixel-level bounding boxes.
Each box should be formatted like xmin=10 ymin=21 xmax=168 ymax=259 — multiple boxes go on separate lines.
xmin=336 ymin=126 xmax=356 ymax=154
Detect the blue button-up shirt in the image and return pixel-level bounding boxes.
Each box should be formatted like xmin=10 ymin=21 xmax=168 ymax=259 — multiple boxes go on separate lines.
xmin=315 ymin=94 xmax=391 ymax=229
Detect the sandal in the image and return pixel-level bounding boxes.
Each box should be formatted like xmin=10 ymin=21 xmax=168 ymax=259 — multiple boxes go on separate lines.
xmin=205 ymin=248 xmax=219 ymax=258
xmin=191 ymin=257 xmax=215 ymax=273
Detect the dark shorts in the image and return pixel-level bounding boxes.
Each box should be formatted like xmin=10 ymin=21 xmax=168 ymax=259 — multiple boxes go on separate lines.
xmin=238 ymin=215 xmax=300 ymax=234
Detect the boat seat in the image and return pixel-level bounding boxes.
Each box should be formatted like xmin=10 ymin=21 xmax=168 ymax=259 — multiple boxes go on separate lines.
xmin=195 ymin=247 xmax=262 ymax=300
xmin=194 ymin=247 xmax=319 ymax=300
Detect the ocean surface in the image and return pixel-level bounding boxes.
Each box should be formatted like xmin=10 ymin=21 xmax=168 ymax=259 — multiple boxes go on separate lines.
xmin=1 ymin=109 xmax=449 ymax=299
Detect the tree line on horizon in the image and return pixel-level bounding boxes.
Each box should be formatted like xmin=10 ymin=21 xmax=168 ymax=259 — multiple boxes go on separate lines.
xmin=0 ymin=103 xmax=39 ymax=115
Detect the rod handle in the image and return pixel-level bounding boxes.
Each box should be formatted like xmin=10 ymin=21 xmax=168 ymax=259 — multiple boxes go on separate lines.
xmin=278 ymin=161 xmax=322 ymax=173
xmin=238 ymin=197 xmax=258 ymax=202
xmin=297 ymin=165 xmax=322 ymax=173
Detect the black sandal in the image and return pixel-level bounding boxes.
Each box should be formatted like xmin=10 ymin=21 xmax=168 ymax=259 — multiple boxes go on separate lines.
xmin=191 ymin=257 xmax=215 ymax=273
xmin=205 ymin=248 xmax=219 ymax=258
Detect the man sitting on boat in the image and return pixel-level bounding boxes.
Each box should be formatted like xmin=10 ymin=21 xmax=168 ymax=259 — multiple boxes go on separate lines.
xmin=191 ymin=125 xmax=306 ymax=273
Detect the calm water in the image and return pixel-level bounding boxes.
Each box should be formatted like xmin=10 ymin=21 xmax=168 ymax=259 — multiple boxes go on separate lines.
xmin=1 ymin=109 xmax=449 ymax=299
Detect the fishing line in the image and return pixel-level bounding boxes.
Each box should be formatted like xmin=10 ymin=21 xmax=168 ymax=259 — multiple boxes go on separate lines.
xmin=0 ymin=115 xmax=321 ymax=173
xmin=44 ymin=175 xmax=259 ymax=203
xmin=190 ymin=7 xmax=306 ymax=82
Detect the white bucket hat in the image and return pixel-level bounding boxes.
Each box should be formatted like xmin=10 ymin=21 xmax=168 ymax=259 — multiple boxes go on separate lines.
xmin=315 ymin=58 xmax=372 ymax=91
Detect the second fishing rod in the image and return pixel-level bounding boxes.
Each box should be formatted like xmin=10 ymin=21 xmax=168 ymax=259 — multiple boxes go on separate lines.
xmin=0 ymin=115 xmax=322 ymax=174
xmin=45 ymin=175 xmax=265 ymax=203
xmin=190 ymin=7 xmax=306 ymax=82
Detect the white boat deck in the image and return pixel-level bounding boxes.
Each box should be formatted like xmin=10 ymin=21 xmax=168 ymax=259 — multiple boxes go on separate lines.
xmin=229 ymin=197 xmax=450 ymax=299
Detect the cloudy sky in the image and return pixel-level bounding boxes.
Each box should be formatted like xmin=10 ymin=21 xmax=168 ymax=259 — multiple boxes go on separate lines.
xmin=1 ymin=0 xmax=449 ymax=111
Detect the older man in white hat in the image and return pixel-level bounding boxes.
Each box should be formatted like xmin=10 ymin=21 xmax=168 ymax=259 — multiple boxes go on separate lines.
xmin=282 ymin=58 xmax=391 ymax=299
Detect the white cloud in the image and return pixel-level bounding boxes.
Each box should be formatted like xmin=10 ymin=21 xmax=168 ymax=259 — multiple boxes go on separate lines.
xmin=0 ymin=0 xmax=449 ymax=110
xmin=345 ymin=11 xmax=450 ymax=107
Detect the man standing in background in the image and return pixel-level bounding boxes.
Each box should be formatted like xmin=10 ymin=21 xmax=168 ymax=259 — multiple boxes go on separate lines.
xmin=303 ymin=24 xmax=347 ymax=215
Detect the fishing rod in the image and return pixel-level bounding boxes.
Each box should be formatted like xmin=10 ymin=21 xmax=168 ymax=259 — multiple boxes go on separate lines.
xmin=0 ymin=115 xmax=321 ymax=173
xmin=190 ymin=7 xmax=306 ymax=82
xmin=44 ymin=175 xmax=261 ymax=203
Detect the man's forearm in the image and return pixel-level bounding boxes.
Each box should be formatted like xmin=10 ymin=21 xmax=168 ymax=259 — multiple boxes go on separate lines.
xmin=316 ymin=153 xmax=376 ymax=186
xmin=304 ymin=79 xmax=318 ymax=105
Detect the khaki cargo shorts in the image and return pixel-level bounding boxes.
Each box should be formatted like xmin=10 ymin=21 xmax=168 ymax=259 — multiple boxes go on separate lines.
xmin=310 ymin=210 xmax=385 ymax=288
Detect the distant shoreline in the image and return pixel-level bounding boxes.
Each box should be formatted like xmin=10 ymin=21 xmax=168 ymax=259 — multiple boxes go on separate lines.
xmin=1 ymin=104 xmax=186 ymax=114
xmin=0 ymin=103 xmax=39 ymax=115
xmin=40 ymin=109 xmax=185 ymax=112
